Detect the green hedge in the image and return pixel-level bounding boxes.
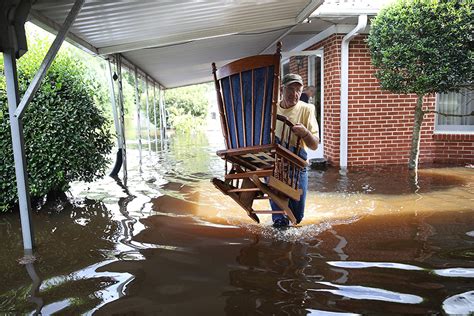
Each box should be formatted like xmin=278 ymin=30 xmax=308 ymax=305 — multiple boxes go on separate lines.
xmin=0 ymin=38 xmax=113 ymax=212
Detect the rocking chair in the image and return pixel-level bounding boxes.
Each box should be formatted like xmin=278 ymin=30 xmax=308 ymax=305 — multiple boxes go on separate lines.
xmin=211 ymin=42 xmax=308 ymax=224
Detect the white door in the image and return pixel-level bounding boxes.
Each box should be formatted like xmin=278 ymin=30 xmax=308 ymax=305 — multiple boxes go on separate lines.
xmin=281 ymin=50 xmax=324 ymax=159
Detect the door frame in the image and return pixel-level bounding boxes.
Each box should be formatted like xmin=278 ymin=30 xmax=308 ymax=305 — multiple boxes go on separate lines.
xmin=281 ymin=49 xmax=324 ymax=159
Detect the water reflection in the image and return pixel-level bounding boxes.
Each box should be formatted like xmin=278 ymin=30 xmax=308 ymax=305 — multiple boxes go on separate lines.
xmin=0 ymin=198 xmax=128 ymax=313
xmin=443 ymin=290 xmax=474 ymax=315
xmin=310 ymin=281 xmax=423 ymax=304
xmin=24 ymin=255 xmax=43 ymax=315
xmin=0 ymin=131 xmax=473 ymax=314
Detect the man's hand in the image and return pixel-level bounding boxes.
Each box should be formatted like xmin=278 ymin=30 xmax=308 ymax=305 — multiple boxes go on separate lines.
xmin=291 ymin=123 xmax=318 ymax=150
xmin=291 ymin=123 xmax=309 ymax=138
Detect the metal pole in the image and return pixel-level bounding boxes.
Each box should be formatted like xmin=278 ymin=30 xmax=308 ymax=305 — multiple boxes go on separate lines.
xmin=134 ymin=66 xmax=142 ymax=173
xmin=145 ymin=77 xmax=151 ymax=154
xmin=158 ymin=86 xmax=164 ymax=147
xmin=107 ymin=60 xmax=121 ymax=148
xmin=107 ymin=59 xmax=123 ymax=177
xmin=14 ymin=0 xmax=85 ymax=119
xmin=3 ymin=50 xmax=34 ymax=250
xmin=116 ymin=55 xmax=127 ymax=182
xmin=159 ymin=87 xmax=166 ymax=139
xmin=152 ymin=83 xmax=158 ymax=148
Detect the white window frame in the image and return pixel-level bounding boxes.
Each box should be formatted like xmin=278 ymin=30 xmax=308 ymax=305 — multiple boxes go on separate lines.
xmin=434 ymin=89 xmax=474 ymax=134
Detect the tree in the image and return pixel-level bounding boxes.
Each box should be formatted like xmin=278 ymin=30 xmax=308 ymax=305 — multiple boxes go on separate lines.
xmin=368 ymin=0 xmax=473 ymax=169
xmin=161 ymin=83 xmax=211 ymax=133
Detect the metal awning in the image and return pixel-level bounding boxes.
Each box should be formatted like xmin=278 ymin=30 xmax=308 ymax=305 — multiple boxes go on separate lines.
xmin=30 ymin=0 xmax=324 ymax=88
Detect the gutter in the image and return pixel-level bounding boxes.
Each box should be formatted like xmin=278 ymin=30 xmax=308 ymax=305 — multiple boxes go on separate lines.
xmin=340 ymin=14 xmax=367 ymax=169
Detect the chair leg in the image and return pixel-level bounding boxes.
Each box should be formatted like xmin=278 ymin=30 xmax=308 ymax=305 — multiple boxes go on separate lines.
xmin=211 ymin=178 xmax=260 ymax=223
xmin=250 ymin=175 xmax=297 ymax=224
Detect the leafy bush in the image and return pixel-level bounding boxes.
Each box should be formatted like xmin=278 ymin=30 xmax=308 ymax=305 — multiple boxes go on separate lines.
xmin=0 ymin=36 xmax=113 ymax=212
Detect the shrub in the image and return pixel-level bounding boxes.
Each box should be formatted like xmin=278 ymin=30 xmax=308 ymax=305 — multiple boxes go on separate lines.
xmin=0 ymin=37 xmax=113 ymax=212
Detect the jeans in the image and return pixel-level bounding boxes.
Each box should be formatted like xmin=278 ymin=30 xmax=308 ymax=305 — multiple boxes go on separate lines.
xmin=270 ymin=166 xmax=308 ymax=224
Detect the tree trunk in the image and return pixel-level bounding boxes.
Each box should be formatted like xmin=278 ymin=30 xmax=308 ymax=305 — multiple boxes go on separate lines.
xmin=409 ymin=95 xmax=425 ymax=170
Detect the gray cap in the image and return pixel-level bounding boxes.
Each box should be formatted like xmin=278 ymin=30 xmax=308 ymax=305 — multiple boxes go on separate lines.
xmin=282 ymin=73 xmax=303 ymax=86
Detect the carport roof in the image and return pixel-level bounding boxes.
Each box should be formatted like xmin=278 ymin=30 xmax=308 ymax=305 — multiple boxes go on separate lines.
xmin=30 ymin=0 xmax=324 ymax=89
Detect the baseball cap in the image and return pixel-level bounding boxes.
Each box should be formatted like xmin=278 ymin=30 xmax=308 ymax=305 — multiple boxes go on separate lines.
xmin=282 ymin=73 xmax=303 ymax=86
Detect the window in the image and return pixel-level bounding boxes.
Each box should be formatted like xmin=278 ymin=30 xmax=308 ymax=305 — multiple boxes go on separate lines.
xmin=436 ymin=86 xmax=473 ymax=133
xmin=281 ymin=60 xmax=290 ymax=78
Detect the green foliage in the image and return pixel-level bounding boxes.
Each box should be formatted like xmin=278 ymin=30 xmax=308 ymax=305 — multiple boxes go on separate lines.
xmin=167 ymin=106 xmax=206 ymax=133
xmin=163 ymin=83 xmax=211 ymax=133
xmin=368 ymin=0 xmax=473 ymax=95
xmin=0 ymin=32 xmax=113 ymax=211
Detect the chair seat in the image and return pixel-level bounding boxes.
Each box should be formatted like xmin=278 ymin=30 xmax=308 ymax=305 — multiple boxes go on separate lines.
xmin=217 ymin=144 xmax=308 ymax=171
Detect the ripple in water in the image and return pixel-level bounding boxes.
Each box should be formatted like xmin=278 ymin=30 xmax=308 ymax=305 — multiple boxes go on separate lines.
xmin=443 ymin=290 xmax=474 ymax=315
xmin=310 ymin=281 xmax=423 ymax=304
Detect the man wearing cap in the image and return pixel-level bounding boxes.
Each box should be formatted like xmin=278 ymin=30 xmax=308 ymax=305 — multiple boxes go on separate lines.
xmin=271 ymin=73 xmax=319 ymax=228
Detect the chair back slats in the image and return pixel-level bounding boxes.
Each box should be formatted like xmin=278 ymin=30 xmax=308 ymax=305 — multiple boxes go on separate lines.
xmin=220 ymin=77 xmax=237 ymax=148
xmin=218 ymin=65 xmax=275 ymax=149
xmin=231 ymin=73 xmax=244 ymax=147
xmin=239 ymin=73 xmax=246 ymax=146
xmin=251 ymin=69 xmax=254 ymax=146
xmin=213 ymin=45 xmax=280 ymax=150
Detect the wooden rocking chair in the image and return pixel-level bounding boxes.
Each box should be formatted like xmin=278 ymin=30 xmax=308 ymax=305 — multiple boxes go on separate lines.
xmin=211 ymin=43 xmax=308 ymax=224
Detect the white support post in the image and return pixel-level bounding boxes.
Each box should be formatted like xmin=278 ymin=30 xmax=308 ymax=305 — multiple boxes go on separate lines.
xmin=340 ymin=15 xmax=367 ymax=169
xmin=107 ymin=60 xmax=122 ymax=149
xmin=107 ymin=59 xmax=124 ymax=177
xmin=3 ymin=50 xmax=34 ymax=250
xmin=134 ymin=66 xmax=143 ymax=173
xmin=159 ymin=87 xmax=167 ymax=139
xmin=14 ymin=0 xmax=85 ymax=119
xmin=145 ymin=77 xmax=151 ymax=154
xmin=152 ymin=83 xmax=158 ymax=147
xmin=116 ymin=55 xmax=127 ymax=182
xmin=2 ymin=0 xmax=85 ymax=252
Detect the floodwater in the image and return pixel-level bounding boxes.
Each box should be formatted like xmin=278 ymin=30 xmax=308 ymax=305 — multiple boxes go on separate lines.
xmin=1 ymin=131 xmax=473 ymax=315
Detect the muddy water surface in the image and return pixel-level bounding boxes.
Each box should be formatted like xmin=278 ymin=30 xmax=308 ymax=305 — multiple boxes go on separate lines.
xmin=1 ymin=132 xmax=473 ymax=315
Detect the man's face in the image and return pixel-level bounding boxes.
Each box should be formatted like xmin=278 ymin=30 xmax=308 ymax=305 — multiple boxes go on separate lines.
xmin=282 ymin=83 xmax=303 ymax=107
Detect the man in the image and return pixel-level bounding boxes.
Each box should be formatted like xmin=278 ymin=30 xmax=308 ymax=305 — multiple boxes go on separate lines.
xmin=271 ymin=74 xmax=319 ymax=228
xmin=300 ymin=85 xmax=316 ymax=103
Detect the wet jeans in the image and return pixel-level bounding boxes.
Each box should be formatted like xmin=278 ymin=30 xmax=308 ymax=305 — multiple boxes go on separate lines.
xmin=270 ymin=166 xmax=308 ymax=224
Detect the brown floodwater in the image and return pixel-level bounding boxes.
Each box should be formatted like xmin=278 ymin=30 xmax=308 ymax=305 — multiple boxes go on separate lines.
xmin=1 ymin=131 xmax=473 ymax=315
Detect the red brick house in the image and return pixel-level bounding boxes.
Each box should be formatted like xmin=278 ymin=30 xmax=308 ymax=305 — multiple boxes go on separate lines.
xmin=279 ymin=0 xmax=473 ymax=167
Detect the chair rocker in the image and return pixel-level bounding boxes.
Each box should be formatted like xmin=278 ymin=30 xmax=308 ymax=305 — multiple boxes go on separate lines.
xmin=211 ymin=43 xmax=308 ymax=224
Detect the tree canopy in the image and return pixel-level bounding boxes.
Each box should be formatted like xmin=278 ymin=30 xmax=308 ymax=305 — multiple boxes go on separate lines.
xmin=368 ymin=0 xmax=473 ymax=96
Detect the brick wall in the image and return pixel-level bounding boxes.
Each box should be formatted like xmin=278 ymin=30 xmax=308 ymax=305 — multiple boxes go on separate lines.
xmin=300 ymin=34 xmax=473 ymax=166
xmin=303 ymin=34 xmax=343 ymax=165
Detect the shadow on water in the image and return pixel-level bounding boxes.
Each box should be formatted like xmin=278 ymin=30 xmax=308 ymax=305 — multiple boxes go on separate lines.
xmin=0 ymin=131 xmax=473 ymax=314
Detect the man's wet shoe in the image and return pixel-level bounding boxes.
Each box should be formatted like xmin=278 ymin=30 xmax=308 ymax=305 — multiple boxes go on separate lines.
xmin=272 ymin=217 xmax=289 ymax=228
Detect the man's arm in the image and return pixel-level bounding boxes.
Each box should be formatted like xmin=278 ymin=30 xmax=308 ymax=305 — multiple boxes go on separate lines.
xmin=292 ymin=124 xmax=319 ymax=150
